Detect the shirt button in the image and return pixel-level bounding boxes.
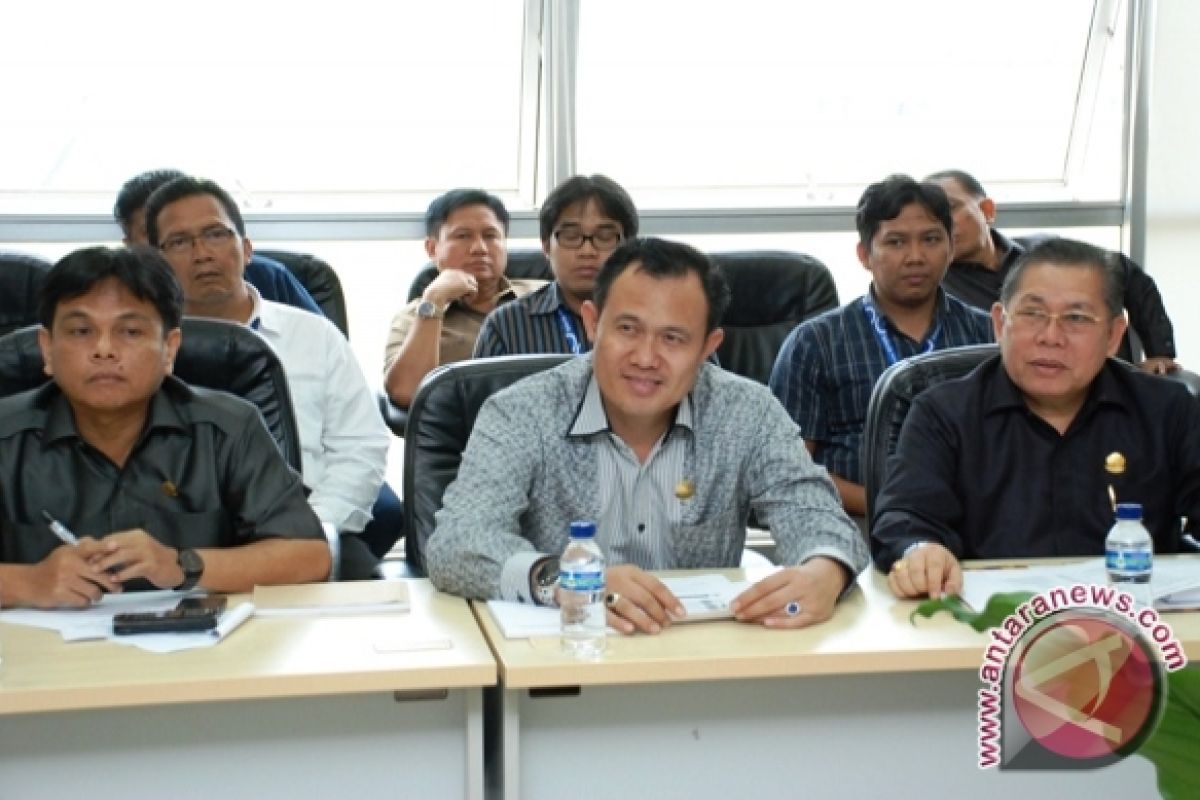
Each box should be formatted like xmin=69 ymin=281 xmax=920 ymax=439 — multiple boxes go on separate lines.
xmin=637 ymin=523 xmax=646 ymax=533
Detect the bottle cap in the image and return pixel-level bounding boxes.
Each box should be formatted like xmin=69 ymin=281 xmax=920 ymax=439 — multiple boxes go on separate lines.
xmin=569 ymin=520 xmax=597 ymax=539
xmin=1115 ymin=502 xmax=1143 ymax=521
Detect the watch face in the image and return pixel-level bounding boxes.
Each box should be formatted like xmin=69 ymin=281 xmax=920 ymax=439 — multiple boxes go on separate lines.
xmin=417 ymin=300 xmax=440 ymax=319
xmin=538 ymin=560 xmax=561 ymax=588
xmin=180 ymin=548 xmax=204 ymax=576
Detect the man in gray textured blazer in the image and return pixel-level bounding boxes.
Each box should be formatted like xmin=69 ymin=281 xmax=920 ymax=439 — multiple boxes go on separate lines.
xmin=426 ymin=237 xmax=869 ymax=634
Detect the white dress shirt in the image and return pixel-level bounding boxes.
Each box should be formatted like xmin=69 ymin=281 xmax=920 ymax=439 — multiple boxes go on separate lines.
xmin=245 ymin=285 xmax=389 ymax=533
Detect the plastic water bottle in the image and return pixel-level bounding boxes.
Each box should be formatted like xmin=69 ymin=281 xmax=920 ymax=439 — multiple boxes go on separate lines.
xmin=560 ymin=521 xmax=606 ymax=658
xmin=1106 ymin=502 xmax=1154 ymax=608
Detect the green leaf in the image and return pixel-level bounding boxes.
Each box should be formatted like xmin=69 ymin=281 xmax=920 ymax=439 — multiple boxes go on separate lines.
xmin=909 ymin=591 xmax=1035 ymax=632
xmin=1137 ymin=667 xmax=1200 ymax=800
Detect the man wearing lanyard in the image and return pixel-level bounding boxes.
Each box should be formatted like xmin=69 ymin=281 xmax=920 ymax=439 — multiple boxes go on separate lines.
xmin=473 ymin=175 xmax=639 ymax=358
xmin=769 ymin=174 xmax=993 ymax=517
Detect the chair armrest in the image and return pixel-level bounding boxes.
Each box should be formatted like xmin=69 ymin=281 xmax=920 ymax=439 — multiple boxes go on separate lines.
xmin=378 ymin=391 xmax=409 ymax=437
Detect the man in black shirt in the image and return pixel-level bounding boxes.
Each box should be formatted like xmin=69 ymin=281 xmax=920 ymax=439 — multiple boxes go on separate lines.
xmin=0 ymin=247 xmax=329 ymax=608
xmin=873 ymin=238 xmax=1200 ymax=599
xmin=926 ymin=169 xmax=1178 ymax=374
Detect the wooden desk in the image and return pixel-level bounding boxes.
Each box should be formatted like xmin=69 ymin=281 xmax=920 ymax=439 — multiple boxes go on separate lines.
xmin=477 ymin=566 xmax=1195 ymax=800
xmin=0 ymin=580 xmax=495 ymax=800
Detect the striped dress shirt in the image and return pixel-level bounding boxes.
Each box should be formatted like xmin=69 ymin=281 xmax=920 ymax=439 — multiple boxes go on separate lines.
xmin=569 ymin=377 xmax=690 ymax=569
xmin=473 ymin=281 xmax=589 ymax=358
xmin=769 ymin=287 xmax=993 ymax=485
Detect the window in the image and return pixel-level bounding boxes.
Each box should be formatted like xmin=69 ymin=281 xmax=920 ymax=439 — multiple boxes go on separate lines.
xmin=576 ymin=0 xmax=1125 ymax=207
xmin=0 ymin=1 xmax=530 ymax=214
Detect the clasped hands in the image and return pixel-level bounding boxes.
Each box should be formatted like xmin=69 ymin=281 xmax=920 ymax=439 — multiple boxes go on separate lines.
xmin=28 ymin=530 xmax=185 ymax=608
xmin=602 ymin=557 xmax=848 ymax=635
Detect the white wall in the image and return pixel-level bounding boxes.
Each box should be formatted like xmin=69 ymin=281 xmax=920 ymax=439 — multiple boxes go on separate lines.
xmin=1145 ymin=1 xmax=1200 ymax=363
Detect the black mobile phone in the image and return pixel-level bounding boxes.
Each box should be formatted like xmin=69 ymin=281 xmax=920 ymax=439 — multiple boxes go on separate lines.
xmin=112 ymin=596 xmax=227 ymax=635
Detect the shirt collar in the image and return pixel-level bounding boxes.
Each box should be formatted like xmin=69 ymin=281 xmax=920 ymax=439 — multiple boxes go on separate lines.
xmin=528 ymin=281 xmax=574 ymax=317
xmin=865 ymin=285 xmax=951 ymax=344
xmin=568 ymin=367 xmax=695 ymax=438
xmin=449 ymin=275 xmax=519 ymax=312
xmin=43 ymin=377 xmax=190 ymax=445
xmin=986 ymin=356 xmax=1129 ymax=418
xmin=245 ymin=282 xmax=267 ymax=330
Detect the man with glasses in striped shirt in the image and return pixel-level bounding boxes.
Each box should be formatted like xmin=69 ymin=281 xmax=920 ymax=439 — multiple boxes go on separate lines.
xmin=473 ymin=175 xmax=638 ymax=358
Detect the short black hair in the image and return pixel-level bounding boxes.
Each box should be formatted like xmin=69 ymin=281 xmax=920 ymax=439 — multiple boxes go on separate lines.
xmin=113 ymin=169 xmax=186 ymax=233
xmin=538 ymin=175 xmax=639 ymax=243
xmin=855 ymin=174 xmax=953 ymax=247
xmin=144 ymin=176 xmax=246 ymax=247
xmin=1000 ymin=237 xmax=1125 ymax=318
xmin=924 ymin=169 xmax=988 ymax=198
xmin=40 ymin=246 xmax=184 ymax=333
xmin=424 ymin=189 xmax=510 ymax=238
xmin=593 ymin=237 xmax=730 ymax=334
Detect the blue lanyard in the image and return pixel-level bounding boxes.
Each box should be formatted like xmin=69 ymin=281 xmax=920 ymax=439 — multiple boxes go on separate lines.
xmin=555 ymin=306 xmax=585 ymax=355
xmin=861 ymin=294 xmax=942 ymax=367
xmin=554 ymin=309 xmax=588 ymax=355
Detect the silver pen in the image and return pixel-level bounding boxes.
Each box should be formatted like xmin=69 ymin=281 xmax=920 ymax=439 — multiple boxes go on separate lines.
xmin=41 ymin=510 xmax=79 ymax=546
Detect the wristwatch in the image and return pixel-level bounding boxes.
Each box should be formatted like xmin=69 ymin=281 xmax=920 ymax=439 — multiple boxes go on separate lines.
xmin=176 ymin=548 xmax=205 ymax=591
xmin=416 ymin=300 xmax=444 ymax=320
xmin=531 ymin=557 xmax=560 ymax=606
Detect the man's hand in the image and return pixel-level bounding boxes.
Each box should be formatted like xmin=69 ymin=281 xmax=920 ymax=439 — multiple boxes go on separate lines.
xmin=886 ymin=542 xmax=962 ymax=599
xmin=601 ymin=564 xmax=683 ymax=635
xmin=25 ymin=538 xmax=122 ymax=608
xmin=1140 ymin=356 xmax=1180 ymax=376
xmin=423 ymin=269 xmax=479 ymax=308
xmin=731 ymin=557 xmax=849 ymax=628
xmin=92 ymin=529 xmax=185 ymax=589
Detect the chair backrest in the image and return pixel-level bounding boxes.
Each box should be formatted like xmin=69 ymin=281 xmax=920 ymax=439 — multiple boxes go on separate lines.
xmin=709 ymin=250 xmax=839 ymax=385
xmin=0 ymin=251 xmax=52 ymax=337
xmin=257 ymin=249 xmax=350 ymax=338
xmin=862 ymin=344 xmax=998 ymax=522
xmin=0 ymin=319 xmax=303 ymax=473
xmin=402 ymin=353 xmax=571 ymax=574
xmin=405 ymin=248 xmax=554 ymax=302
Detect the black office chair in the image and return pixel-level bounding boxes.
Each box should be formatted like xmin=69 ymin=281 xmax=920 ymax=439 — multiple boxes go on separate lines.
xmin=0 ymin=251 xmax=52 ymax=336
xmin=861 ymin=345 xmax=997 ymax=524
xmin=404 ymin=248 xmax=553 ymax=303
xmin=402 ymin=354 xmax=571 ymax=575
xmin=710 ymin=250 xmax=839 ymax=385
xmin=257 ymin=249 xmax=350 ymax=338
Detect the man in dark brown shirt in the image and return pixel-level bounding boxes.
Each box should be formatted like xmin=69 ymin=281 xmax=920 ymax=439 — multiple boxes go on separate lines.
xmin=0 ymin=246 xmax=329 ymax=608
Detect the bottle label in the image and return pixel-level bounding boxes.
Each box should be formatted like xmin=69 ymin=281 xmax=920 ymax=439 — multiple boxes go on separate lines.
xmin=1105 ymin=547 xmax=1152 ymax=574
xmin=560 ymin=568 xmax=605 ymax=593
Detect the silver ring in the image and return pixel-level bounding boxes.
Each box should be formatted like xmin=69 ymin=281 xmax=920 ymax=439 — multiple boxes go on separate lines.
xmin=604 ymin=593 xmax=621 ymax=609
xmin=785 ymin=601 xmax=802 ymax=616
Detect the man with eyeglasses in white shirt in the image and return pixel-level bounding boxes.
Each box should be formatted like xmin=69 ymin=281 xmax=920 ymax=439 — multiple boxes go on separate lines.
xmin=872 ymin=237 xmax=1200 ymax=599
xmin=473 ymin=175 xmax=639 ymax=358
xmin=144 ymin=176 xmax=393 ymax=578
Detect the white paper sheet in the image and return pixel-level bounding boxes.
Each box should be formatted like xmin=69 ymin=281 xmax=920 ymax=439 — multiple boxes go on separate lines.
xmin=0 ymin=592 xmax=256 ymax=652
xmin=960 ymin=557 xmax=1200 ymax=612
xmin=486 ymin=573 xmax=754 ymax=639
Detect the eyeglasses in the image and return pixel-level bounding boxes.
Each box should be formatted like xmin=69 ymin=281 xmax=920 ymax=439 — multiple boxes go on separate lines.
xmin=159 ymin=225 xmax=237 ymax=257
xmin=553 ymin=227 xmax=622 ymax=250
xmin=1006 ymin=307 xmax=1103 ymax=336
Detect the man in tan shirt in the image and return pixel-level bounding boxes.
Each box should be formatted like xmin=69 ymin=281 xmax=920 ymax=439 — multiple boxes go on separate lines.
xmin=384 ymin=189 xmax=542 ymax=407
